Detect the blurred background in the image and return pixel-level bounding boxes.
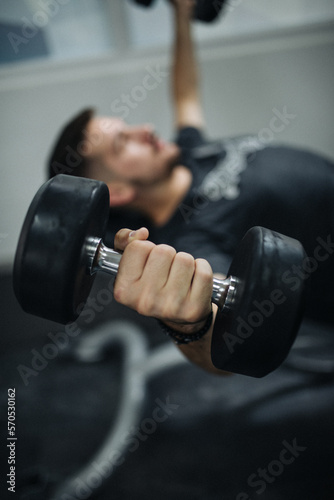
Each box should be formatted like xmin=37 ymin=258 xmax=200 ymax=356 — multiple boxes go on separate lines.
xmin=1 ymin=2 xmax=334 ymax=499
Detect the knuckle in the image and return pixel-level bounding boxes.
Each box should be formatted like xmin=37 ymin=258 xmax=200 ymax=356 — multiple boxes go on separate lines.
xmin=186 ymin=303 xmax=210 ymax=324
xmin=127 ymin=239 xmax=155 ymax=255
xmin=175 ymin=251 xmax=195 ymax=271
xmin=195 ymin=258 xmax=213 ymax=283
xmin=158 ymin=243 xmax=177 ymax=255
xmin=113 ymin=281 xmax=127 ymax=305
xmin=152 ymin=244 xmax=176 ymax=260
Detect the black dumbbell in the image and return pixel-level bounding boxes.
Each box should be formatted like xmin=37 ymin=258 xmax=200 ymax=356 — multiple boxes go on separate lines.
xmin=132 ymin=0 xmax=227 ymax=23
xmin=13 ymin=175 xmax=306 ymax=377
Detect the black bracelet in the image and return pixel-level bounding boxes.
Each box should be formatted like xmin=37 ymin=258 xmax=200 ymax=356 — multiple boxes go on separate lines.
xmin=157 ymin=309 xmax=213 ymax=345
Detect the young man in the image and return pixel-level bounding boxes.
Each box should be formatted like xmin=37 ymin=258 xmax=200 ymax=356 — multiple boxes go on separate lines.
xmin=48 ymin=0 xmax=334 ymax=373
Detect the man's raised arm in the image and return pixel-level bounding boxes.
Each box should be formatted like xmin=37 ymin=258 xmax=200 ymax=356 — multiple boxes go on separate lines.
xmin=171 ymin=0 xmax=205 ymax=129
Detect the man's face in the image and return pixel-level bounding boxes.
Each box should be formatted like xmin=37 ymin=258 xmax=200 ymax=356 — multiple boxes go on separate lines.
xmin=83 ymin=117 xmax=181 ymax=186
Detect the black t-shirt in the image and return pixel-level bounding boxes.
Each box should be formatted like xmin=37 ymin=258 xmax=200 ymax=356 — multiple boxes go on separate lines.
xmin=153 ymin=128 xmax=334 ymax=271
xmin=107 ymin=127 xmax=334 ymax=322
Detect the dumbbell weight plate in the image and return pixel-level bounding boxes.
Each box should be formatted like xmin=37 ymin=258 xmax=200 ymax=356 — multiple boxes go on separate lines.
xmin=132 ymin=0 xmax=155 ymax=7
xmin=211 ymin=227 xmax=306 ymax=377
xmin=13 ymin=175 xmax=110 ymax=324
xmin=131 ymin=0 xmax=226 ymax=23
xmin=194 ymin=0 xmax=227 ymax=23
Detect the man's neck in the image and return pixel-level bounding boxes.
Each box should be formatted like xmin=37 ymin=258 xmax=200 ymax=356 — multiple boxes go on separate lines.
xmin=131 ymin=165 xmax=192 ymax=227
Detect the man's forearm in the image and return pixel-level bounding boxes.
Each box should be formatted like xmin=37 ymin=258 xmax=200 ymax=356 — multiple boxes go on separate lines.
xmin=172 ymin=6 xmax=198 ymax=103
xmin=171 ymin=1 xmax=204 ymax=128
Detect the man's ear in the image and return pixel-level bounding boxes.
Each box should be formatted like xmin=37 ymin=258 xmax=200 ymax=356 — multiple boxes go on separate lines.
xmin=107 ymin=181 xmax=136 ymax=207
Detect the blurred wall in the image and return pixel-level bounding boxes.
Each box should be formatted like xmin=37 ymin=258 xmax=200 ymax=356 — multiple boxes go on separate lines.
xmin=0 ymin=21 xmax=333 ymax=267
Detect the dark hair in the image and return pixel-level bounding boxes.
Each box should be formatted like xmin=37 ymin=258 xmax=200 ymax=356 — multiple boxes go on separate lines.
xmin=47 ymin=108 xmax=95 ymax=179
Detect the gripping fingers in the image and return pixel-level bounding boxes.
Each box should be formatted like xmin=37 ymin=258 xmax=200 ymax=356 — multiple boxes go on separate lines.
xmin=114 ymin=238 xmax=155 ymax=299
xmin=146 ymin=252 xmax=212 ymax=324
xmin=114 ymin=243 xmax=176 ymax=317
xmin=164 ymin=257 xmax=212 ymax=324
xmin=114 ymin=241 xmax=176 ymax=315
xmin=162 ymin=252 xmax=195 ymax=317
xmin=114 ymin=241 xmax=213 ymax=326
xmin=114 ymin=227 xmax=149 ymax=252
xmin=187 ymin=258 xmax=213 ymax=322
xmin=134 ymin=244 xmax=177 ymax=317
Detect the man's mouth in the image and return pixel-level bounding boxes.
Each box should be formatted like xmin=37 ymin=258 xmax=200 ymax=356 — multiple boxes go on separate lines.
xmin=156 ymin=138 xmax=166 ymax=151
xmin=150 ymin=132 xmax=165 ymax=152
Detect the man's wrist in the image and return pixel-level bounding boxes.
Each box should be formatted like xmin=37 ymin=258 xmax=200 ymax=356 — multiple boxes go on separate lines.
xmin=163 ymin=315 xmax=209 ymax=334
xmin=157 ymin=308 xmax=213 ymax=344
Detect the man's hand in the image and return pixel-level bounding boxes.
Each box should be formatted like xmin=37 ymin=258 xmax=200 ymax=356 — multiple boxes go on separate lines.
xmin=113 ymin=228 xmax=212 ymax=329
xmin=113 ymin=228 xmax=227 ymax=376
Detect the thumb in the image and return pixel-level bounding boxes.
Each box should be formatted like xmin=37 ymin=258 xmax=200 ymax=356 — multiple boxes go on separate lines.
xmin=114 ymin=227 xmax=149 ymax=252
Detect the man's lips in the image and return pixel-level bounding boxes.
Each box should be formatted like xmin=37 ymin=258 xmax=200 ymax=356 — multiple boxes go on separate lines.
xmin=150 ymin=133 xmax=165 ymax=152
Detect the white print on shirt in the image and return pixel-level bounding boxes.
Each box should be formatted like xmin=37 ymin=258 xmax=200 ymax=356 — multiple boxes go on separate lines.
xmin=178 ymin=136 xmax=265 ymax=224
xmin=199 ymin=136 xmax=265 ymax=201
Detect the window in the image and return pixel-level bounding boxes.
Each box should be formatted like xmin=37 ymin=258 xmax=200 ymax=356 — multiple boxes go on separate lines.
xmin=126 ymin=0 xmax=334 ymax=48
xmin=0 ymin=0 xmax=115 ymax=65
xmin=0 ymin=0 xmax=333 ymax=67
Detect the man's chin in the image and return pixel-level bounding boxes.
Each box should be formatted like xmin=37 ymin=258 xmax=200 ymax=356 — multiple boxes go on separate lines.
xmin=167 ymin=145 xmax=182 ymax=171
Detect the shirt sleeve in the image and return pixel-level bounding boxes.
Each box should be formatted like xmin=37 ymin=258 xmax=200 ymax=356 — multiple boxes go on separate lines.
xmin=174 ymin=126 xmax=207 ymax=150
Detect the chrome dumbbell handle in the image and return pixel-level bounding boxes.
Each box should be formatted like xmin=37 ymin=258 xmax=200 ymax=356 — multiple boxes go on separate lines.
xmin=86 ymin=237 xmax=237 ymax=312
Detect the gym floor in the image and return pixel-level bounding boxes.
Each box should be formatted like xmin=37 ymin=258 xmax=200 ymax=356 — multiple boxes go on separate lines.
xmin=1 ymin=269 xmax=334 ymax=500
